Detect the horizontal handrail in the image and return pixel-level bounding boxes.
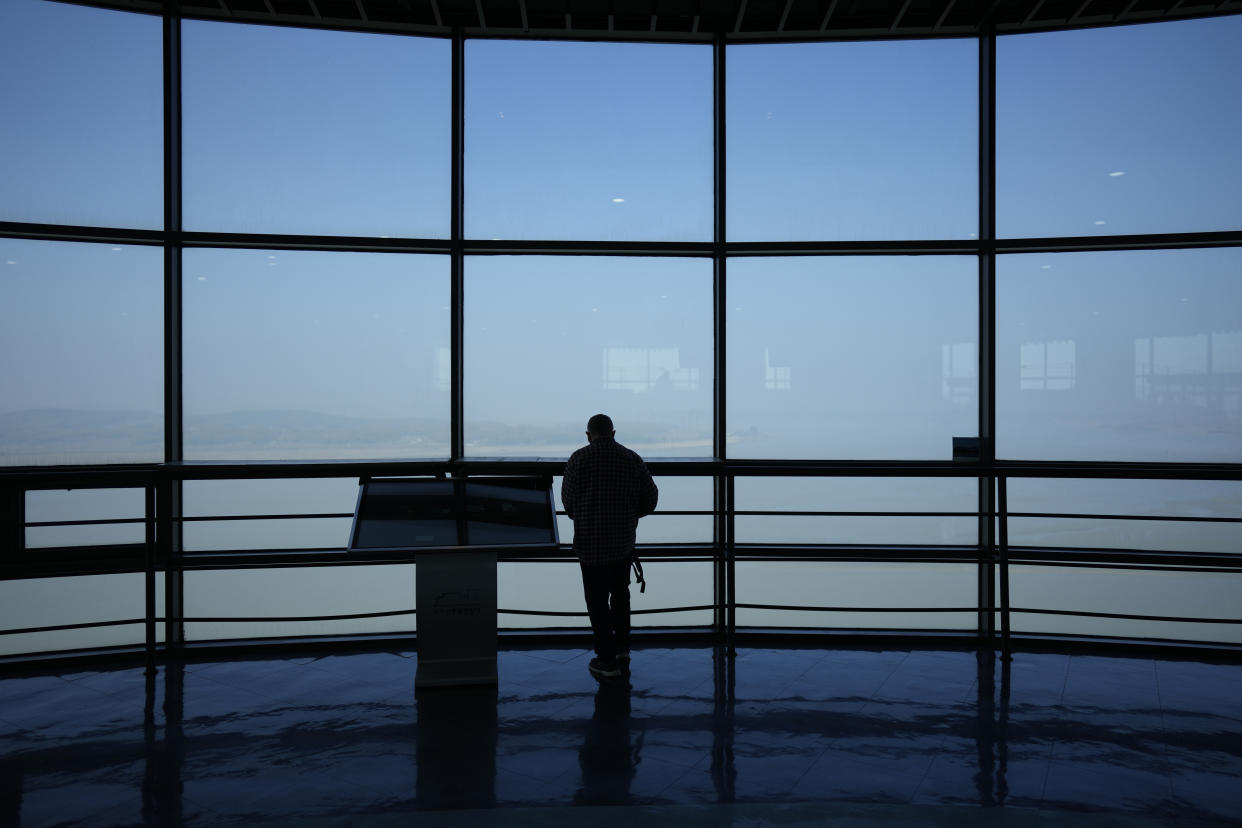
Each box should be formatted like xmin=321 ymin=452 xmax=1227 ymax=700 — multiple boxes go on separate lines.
xmin=1009 ymin=607 xmax=1242 ymax=624
xmin=0 ymin=604 xmax=717 ymax=636
xmin=736 ymin=603 xmax=975 ymax=613
xmin=1007 ymin=512 xmax=1242 ymax=523
xmin=2 ymin=618 xmax=150 ymax=636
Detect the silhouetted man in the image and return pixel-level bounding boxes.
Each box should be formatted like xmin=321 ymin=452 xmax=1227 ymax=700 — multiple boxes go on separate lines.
xmin=561 ymin=414 xmax=658 ymax=679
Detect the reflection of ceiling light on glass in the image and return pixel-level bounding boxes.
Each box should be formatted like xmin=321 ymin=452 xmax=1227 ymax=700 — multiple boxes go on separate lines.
xmin=968 ymin=233 xmax=977 ymax=238
xmin=4 ymin=260 xmax=15 ymax=265
xmin=197 ymin=276 xmax=206 ymax=281
xmin=1109 ymin=171 xmax=1125 ymax=177
xmin=1094 ymin=220 xmax=1106 ymax=225
xmin=612 ymin=198 xmax=625 ymax=203
xmin=111 ymin=247 xmax=122 ymax=252
xmin=591 ymin=307 xmax=599 ymax=313
xmin=1041 ymin=265 xmax=1052 ymax=269
xmin=267 ymin=255 xmax=276 ymax=259
xmin=660 ymin=295 xmax=668 ymax=299
xmin=1180 ymin=297 xmax=1189 ymax=302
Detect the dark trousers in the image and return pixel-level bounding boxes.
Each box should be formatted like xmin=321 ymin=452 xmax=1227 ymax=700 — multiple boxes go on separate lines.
xmin=580 ymin=561 xmax=631 ymax=662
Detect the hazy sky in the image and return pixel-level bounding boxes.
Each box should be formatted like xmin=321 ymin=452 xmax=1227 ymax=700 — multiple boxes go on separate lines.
xmin=1 ymin=0 xmax=1240 ymax=463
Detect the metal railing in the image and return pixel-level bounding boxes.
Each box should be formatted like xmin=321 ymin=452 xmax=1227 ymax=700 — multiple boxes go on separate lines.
xmin=4 ymin=460 xmax=1241 ymax=666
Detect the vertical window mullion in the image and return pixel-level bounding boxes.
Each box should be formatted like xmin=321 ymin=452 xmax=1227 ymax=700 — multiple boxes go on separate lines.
xmin=451 ymin=31 xmax=465 ymax=462
xmin=163 ymin=8 xmax=185 ymax=651
xmin=978 ymin=27 xmax=997 ymax=643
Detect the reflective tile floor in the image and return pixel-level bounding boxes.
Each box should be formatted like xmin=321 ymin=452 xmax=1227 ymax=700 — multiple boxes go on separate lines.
xmin=2 ymin=645 xmax=1241 ymax=827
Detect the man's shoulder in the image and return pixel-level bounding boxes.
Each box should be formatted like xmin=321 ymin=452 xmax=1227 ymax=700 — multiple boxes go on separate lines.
xmin=612 ymin=441 xmax=649 ymax=466
xmin=567 ymin=444 xmax=592 ymax=463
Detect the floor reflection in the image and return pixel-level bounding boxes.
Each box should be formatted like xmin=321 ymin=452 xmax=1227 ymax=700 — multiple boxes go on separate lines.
xmin=574 ymin=678 xmax=638 ymax=804
xmin=416 ymin=684 xmax=498 ymax=810
xmin=1 ymin=645 xmax=1239 ymax=826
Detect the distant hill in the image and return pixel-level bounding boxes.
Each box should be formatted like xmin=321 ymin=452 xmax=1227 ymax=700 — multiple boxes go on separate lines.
xmin=0 ymin=408 xmax=710 ymax=464
xmin=0 ymin=408 xmax=163 ymax=465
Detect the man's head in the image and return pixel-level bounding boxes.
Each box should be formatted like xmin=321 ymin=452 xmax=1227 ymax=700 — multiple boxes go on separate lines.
xmin=586 ymin=413 xmax=615 ymax=442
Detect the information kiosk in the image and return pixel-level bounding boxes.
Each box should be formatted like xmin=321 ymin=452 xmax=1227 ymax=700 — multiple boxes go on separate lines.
xmin=348 ymin=476 xmax=559 ymax=688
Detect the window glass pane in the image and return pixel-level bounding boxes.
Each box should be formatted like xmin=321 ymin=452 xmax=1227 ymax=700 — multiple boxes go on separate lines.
xmin=182 ymin=249 xmax=449 ymax=461
xmin=0 ymin=574 xmax=163 ymax=656
xmin=735 ymin=477 xmax=976 ymax=546
xmin=1007 ymin=478 xmax=1242 ymax=554
xmin=0 ymin=239 xmax=163 ymax=466
xmin=728 ymin=256 xmax=977 ymax=459
xmin=498 ymin=561 xmax=712 ymax=629
xmin=0 ymin=0 xmax=161 ymax=228
xmin=466 ymin=41 xmax=712 ymax=241
xmin=997 ymin=248 xmax=1242 ymax=462
xmin=26 ymin=488 xmax=146 ymax=548
xmin=465 ymin=256 xmax=712 ymax=457
xmin=183 ymin=478 xmax=360 ymax=552
xmin=727 ymin=40 xmax=977 ymax=241
xmin=553 ymin=475 xmax=714 ymax=544
xmin=184 ymin=566 xmax=416 ymax=640
xmin=183 ymin=21 xmax=449 ymax=237
xmin=998 ymin=16 xmax=1242 ymax=238
xmin=735 ymin=561 xmax=976 ymax=629
xmin=1009 ymin=566 xmax=1242 ymax=645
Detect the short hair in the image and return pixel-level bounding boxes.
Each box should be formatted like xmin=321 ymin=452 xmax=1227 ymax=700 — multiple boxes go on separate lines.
xmin=586 ymin=413 xmax=614 ymax=436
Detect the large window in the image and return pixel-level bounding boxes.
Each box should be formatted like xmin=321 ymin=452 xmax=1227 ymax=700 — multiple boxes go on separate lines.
xmin=182 ymin=249 xmax=450 ymax=461
xmin=0 ymin=239 xmax=163 ymax=465
xmin=998 ymin=15 xmax=1242 ymax=238
xmin=183 ymin=20 xmax=450 ymax=237
xmin=727 ymin=256 xmax=977 ymax=459
xmin=3 ymin=5 xmax=1241 ymax=656
xmin=466 ymin=40 xmax=712 ymax=241
xmin=997 ymin=247 xmax=1242 ymax=462
xmin=0 ymin=0 xmax=162 ymax=229
xmin=465 ymin=256 xmax=713 ymax=457
xmin=727 ymin=39 xmax=977 ymax=241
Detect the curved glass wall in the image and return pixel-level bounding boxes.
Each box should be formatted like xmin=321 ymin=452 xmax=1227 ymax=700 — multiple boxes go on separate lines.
xmin=2 ymin=1 xmax=1240 ymax=657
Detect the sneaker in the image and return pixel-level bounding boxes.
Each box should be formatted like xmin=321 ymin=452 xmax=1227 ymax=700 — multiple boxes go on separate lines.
xmin=616 ymin=650 xmax=631 ymax=664
xmin=588 ymin=657 xmax=622 ymax=678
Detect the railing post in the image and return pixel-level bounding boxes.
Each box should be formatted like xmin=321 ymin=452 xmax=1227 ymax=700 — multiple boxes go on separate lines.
xmin=725 ymin=472 xmax=736 ymax=655
xmin=2 ymin=483 xmax=22 ymax=561
xmin=145 ymin=483 xmax=158 ymax=672
xmin=998 ymin=474 xmax=1012 ymax=660
xmin=158 ymin=474 xmax=185 ymax=651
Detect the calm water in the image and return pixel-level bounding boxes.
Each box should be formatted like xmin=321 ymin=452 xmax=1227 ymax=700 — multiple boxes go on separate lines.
xmin=8 ymin=471 xmax=1242 ymax=655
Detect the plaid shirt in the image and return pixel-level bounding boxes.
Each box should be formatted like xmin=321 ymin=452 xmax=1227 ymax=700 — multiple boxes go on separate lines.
xmin=561 ymin=437 xmax=659 ymax=566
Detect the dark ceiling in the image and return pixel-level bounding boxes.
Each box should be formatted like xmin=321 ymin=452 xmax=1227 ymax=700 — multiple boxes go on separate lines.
xmin=60 ymin=0 xmax=1242 ymax=39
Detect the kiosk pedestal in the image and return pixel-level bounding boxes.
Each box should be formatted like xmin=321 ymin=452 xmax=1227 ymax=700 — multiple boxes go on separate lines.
xmin=414 ymin=549 xmax=497 ymax=688
xmin=347 ymin=475 xmax=558 ymax=691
